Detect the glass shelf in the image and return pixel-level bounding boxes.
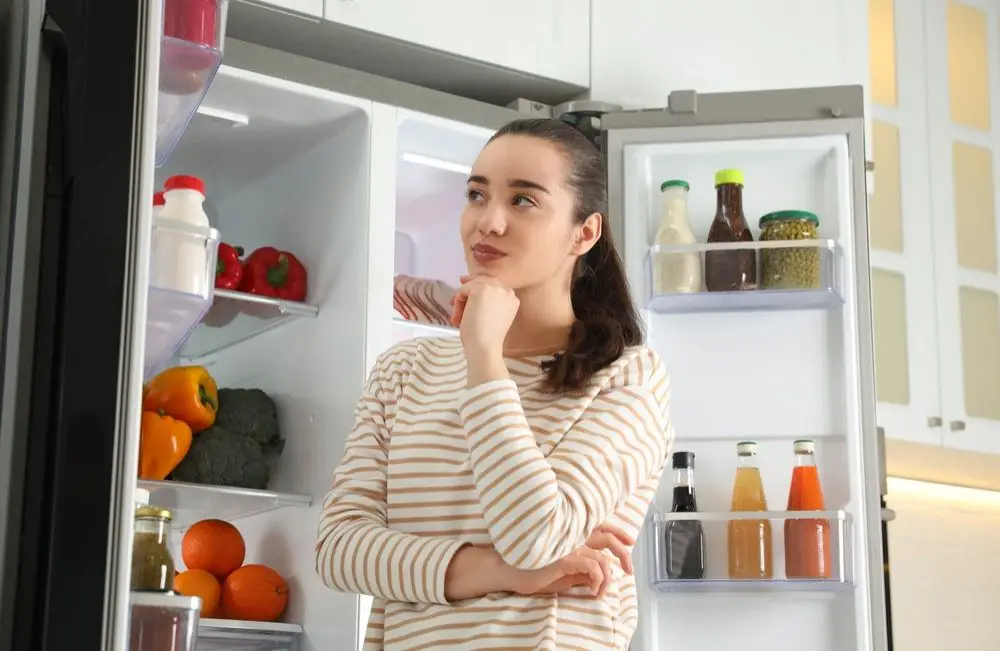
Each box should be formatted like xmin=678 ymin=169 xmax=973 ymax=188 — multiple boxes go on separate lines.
xmin=644 ymin=239 xmax=843 ymax=313
xmin=180 ymin=289 xmax=320 ymax=359
xmin=392 ymin=315 xmax=459 ymax=337
xmin=647 ymin=509 xmax=853 ymax=594
xmin=137 ymin=479 xmax=311 ymax=531
xmin=198 ymin=619 xmax=302 ymax=651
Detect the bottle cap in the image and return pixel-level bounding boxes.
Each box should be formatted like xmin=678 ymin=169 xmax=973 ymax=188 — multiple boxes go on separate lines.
xmin=153 ymin=192 xmax=165 ymax=206
xmin=736 ymin=441 xmax=758 ymax=455
xmin=672 ymin=451 xmax=695 ymax=469
xmin=660 ymin=179 xmax=690 ymax=192
xmin=714 ymin=168 xmax=745 ymax=187
xmin=793 ymin=439 xmax=816 ymax=454
xmin=135 ymin=506 xmax=172 ymax=521
xmin=163 ymin=174 xmax=206 ymax=196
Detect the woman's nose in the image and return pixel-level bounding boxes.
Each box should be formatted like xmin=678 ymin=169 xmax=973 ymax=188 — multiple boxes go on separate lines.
xmin=477 ymin=207 xmax=506 ymax=236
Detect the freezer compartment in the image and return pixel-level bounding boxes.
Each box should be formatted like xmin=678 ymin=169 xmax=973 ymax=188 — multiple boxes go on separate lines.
xmin=197 ymin=619 xmax=302 ymax=651
xmin=392 ymin=112 xmax=490 ymax=337
xmin=129 ymin=592 xmax=201 ymax=651
xmin=647 ymin=510 xmax=853 ymax=592
xmin=145 ymin=219 xmax=221 ymax=379
xmin=156 ymin=0 xmax=230 ymax=166
xmin=645 ymin=239 xmax=843 ymax=313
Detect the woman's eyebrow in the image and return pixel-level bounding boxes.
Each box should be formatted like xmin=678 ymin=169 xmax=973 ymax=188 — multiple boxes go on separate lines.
xmin=509 ymin=179 xmax=550 ymax=194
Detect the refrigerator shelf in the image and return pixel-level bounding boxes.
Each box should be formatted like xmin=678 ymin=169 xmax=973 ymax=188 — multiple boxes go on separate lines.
xmin=137 ymin=479 xmax=312 ymax=531
xmin=179 ymin=289 xmax=320 ymax=359
xmin=648 ymin=509 xmax=853 ymax=594
xmin=198 ymin=619 xmax=302 ymax=651
xmin=392 ymin=315 xmax=459 ymax=337
xmin=644 ymin=239 xmax=843 ymax=314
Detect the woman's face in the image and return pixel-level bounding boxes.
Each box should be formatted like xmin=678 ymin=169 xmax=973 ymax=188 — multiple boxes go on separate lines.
xmin=460 ymin=135 xmax=599 ymax=290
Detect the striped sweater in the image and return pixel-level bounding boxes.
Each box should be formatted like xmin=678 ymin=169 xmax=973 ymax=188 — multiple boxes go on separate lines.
xmin=316 ymin=337 xmax=673 ymax=650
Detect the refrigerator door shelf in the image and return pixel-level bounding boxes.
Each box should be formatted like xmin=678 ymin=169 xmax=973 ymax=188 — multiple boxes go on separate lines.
xmin=198 ymin=619 xmax=303 ymax=651
xmin=180 ymin=289 xmax=320 ymax=361
xmin=137 ymin=479 xmax=312 ymax=531
xmin=129 ymin=592 xmax=201 ymax=651
xmin=156 ymin=0 xmax=230 ymax=166
xmin=645 ymin=239 xmax=843 ymax=313
xmin=648 ymin=510 xmax=853 ymax=593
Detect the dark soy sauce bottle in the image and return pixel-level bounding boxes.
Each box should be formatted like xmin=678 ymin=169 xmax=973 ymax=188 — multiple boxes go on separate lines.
xmin=664 ymin=451 xmax=706 ymax=580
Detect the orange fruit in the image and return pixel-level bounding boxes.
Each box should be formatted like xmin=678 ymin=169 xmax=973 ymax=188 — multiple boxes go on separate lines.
xmin=221 ymin=564 xmax=288 ymax=622
xmin=181 ymin=519 xmax=245 ymax=580
xmin=174 ymin=569 xmax=221 ymax=618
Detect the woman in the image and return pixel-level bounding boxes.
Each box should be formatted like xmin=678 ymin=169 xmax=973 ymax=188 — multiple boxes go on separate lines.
xmin=316 ymin=118 xmax=674 ymax=650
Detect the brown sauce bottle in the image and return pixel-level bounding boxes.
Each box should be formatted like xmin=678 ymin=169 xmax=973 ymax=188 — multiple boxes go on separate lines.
xmin=705 ymin=169 xmax=757 ymax=291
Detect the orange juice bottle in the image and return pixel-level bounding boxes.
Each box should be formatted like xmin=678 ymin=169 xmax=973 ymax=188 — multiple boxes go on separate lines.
xmin=784 ymin=439 xmax=832 ymax=579
xmin=727 ymin=441 xmax=773 ymax=579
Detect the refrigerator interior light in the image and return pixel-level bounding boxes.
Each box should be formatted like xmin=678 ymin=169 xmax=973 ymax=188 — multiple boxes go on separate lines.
xmin=887 ymin=476 xmax=1000 ymax=507
xmin=400 ymin=152 xmax=472 ymax=176
xmin=195 ymin=105 xmax=250 ymax=127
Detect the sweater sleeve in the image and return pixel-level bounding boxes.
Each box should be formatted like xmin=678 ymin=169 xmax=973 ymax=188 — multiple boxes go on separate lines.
xmin=458 ymin=347 xmax=673 ymax=570
xmin=316 ymin=350 xmax=467 ymax=604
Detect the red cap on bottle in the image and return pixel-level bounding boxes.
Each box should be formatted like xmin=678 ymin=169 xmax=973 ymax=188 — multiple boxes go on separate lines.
xmin=153 ymin=191 xmax=165 ymax=206
xmin=163 ymin=175 xmax=206 ymax=196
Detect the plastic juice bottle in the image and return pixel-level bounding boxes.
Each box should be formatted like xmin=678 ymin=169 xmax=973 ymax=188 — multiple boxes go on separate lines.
xmin=652 ymin=180 xmax=701 ymax=294
xmin=784 ymin=439 xmax=832 ymax=579
xmin=727 ymin=441 xmax=773 ymax=579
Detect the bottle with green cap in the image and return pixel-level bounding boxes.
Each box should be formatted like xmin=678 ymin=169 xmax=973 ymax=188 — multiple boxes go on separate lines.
xmin=652 ymin=180 xmax=701 ymax=294
xmin=705 ymin=168 xmax=757 ymax=292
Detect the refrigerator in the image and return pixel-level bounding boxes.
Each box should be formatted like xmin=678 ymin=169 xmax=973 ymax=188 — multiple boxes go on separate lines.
xmin=0 ymin=0 xmax=891 ymax=650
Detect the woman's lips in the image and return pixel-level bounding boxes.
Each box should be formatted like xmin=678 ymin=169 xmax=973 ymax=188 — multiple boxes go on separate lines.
xmin=472 ymin=244 xmax=506 ymax=264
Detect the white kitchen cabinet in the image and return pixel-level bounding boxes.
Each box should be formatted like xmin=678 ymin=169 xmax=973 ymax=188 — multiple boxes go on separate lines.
xmin=924 ymin=0 xmax=1000 ymax=455
xmin=868 ymin=0 xmax=1000 ymax=457
xmin=323 ymin=0 xmax=590 ymax=87
xmin=868 ymin=0 xmax=944 ymax=447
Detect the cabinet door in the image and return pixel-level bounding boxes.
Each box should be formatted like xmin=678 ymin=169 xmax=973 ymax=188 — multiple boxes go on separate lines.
xmin=868 ymin=0 xmax=944 ymax=445
xmin=323 ymin=0 xmax=590 ymax=86
xmin=925 ymin=0 xmax=1000 ymax=454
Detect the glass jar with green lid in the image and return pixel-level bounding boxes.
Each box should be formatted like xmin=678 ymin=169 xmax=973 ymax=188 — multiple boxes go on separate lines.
xmin=131 ymin=505 xmax=176 ymax=592
xmin=758 ymin=210 xmax=821 ymax=290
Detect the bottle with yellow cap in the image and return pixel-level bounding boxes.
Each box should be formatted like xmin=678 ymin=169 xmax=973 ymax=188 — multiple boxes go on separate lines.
xmin=705 ymin=169 xmax=757 ymax=292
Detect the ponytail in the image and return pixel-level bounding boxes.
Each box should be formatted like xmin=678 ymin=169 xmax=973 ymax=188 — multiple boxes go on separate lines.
xmin=488 ymin=118 xmax=645 ymax=392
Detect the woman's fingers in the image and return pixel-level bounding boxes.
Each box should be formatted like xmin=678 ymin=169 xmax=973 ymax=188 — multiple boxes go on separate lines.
xmin=587 ymin=531 xmax=633 ymax=574
xmin=594 ymin=523 xmax=635 ymax=547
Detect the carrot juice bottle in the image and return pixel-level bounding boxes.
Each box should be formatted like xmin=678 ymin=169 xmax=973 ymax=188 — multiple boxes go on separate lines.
xmin=784 ymin=439 xmax=832 ymax=579
xmin=727 ymin=441 xmax=773 ymax=579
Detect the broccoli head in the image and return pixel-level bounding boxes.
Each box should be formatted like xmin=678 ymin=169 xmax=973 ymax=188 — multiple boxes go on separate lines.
xmin=214 ymin=388 xmax=282 ymax=453
xmin=171 ymin=426 xmax=270 ymax=490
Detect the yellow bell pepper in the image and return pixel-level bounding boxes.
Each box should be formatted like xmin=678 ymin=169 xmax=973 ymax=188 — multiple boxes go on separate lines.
xmin=143 ymin=366 xmax=218 ymax=433
xmin=138 ymin=410 xmax=193 ymax=481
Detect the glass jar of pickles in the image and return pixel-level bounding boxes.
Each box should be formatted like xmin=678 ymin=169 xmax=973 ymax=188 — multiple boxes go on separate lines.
xmin=758 ymin=210 xmax=821 ymax=290
xmin=131 ymin=506 xmax=176 ymax=592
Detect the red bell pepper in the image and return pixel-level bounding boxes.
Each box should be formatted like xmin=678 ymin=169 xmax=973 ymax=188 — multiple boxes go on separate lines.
xmin=239 ymin=246 xmax=308 ymax=302
xmin=215 ymin=243 xmax=244 ymax=290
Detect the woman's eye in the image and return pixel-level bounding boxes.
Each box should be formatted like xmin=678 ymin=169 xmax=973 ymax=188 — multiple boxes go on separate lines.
xmin=466 ymin=189 xmax=484 ymax=203
xmin=513 ymin=194 xmax=536 ymax=208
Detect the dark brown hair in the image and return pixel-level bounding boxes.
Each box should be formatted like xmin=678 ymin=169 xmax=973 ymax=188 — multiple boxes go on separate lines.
xmin=487 ymin=118 xmax=644 ymax=392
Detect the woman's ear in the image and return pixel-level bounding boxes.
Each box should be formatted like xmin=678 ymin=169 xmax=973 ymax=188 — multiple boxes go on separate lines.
xmin=572 ymin=212 xmax=603 ymax=256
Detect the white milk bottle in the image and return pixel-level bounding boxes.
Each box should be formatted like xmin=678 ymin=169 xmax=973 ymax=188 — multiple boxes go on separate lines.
xmin=152 ymin=175 xmax=211 ymax=297
xmin=653 ymin=180 xmax=701 ymax=294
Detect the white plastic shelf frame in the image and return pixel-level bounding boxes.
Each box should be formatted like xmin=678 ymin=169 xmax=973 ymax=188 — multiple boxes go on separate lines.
xmin=137 ymin=479 xmax=311 ymax=531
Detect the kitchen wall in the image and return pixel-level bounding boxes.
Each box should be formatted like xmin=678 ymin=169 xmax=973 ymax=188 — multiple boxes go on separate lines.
xmin=887 ymin=478 xmax=1000 ymax=650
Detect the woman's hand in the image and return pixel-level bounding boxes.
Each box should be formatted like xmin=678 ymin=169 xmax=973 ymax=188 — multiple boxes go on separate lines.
xmin=511 ymin=523 xmax=637 ymax=598
xmin=450 ymin=275 xmax=519 ymax=358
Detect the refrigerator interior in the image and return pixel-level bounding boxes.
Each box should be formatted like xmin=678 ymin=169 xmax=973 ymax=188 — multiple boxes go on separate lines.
xmin=149 ymin=62 xmax=374 ymax=651
xmin=619 ymin=131 xmax=875 ymax=651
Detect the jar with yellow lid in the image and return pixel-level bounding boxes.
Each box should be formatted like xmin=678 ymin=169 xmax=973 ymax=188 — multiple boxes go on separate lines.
xmin=131 ymin=506 xmax=176 ymax=592
xmin=758 ymin=210 xmax=821 ymax=290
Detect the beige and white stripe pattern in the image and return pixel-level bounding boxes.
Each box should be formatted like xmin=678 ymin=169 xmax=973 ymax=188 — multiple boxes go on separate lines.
xmin=316 ymin=337 xmax=673 ymax=650
xmin=392 ymin=274 xmax=457 ymax=325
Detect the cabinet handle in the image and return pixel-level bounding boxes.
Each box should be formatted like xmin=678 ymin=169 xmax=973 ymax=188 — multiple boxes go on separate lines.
xmin=866 ymin=160 xmax=875 ymax=172
xmin=927 ymin=416 xmax=943 ymax=427
xmin=949 ymin=420 xmax=966 ymax=432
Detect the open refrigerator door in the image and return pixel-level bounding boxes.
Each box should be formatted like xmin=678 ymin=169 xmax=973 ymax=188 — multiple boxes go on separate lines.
xmin=600 ymin=86 xmax=888 ymax=651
